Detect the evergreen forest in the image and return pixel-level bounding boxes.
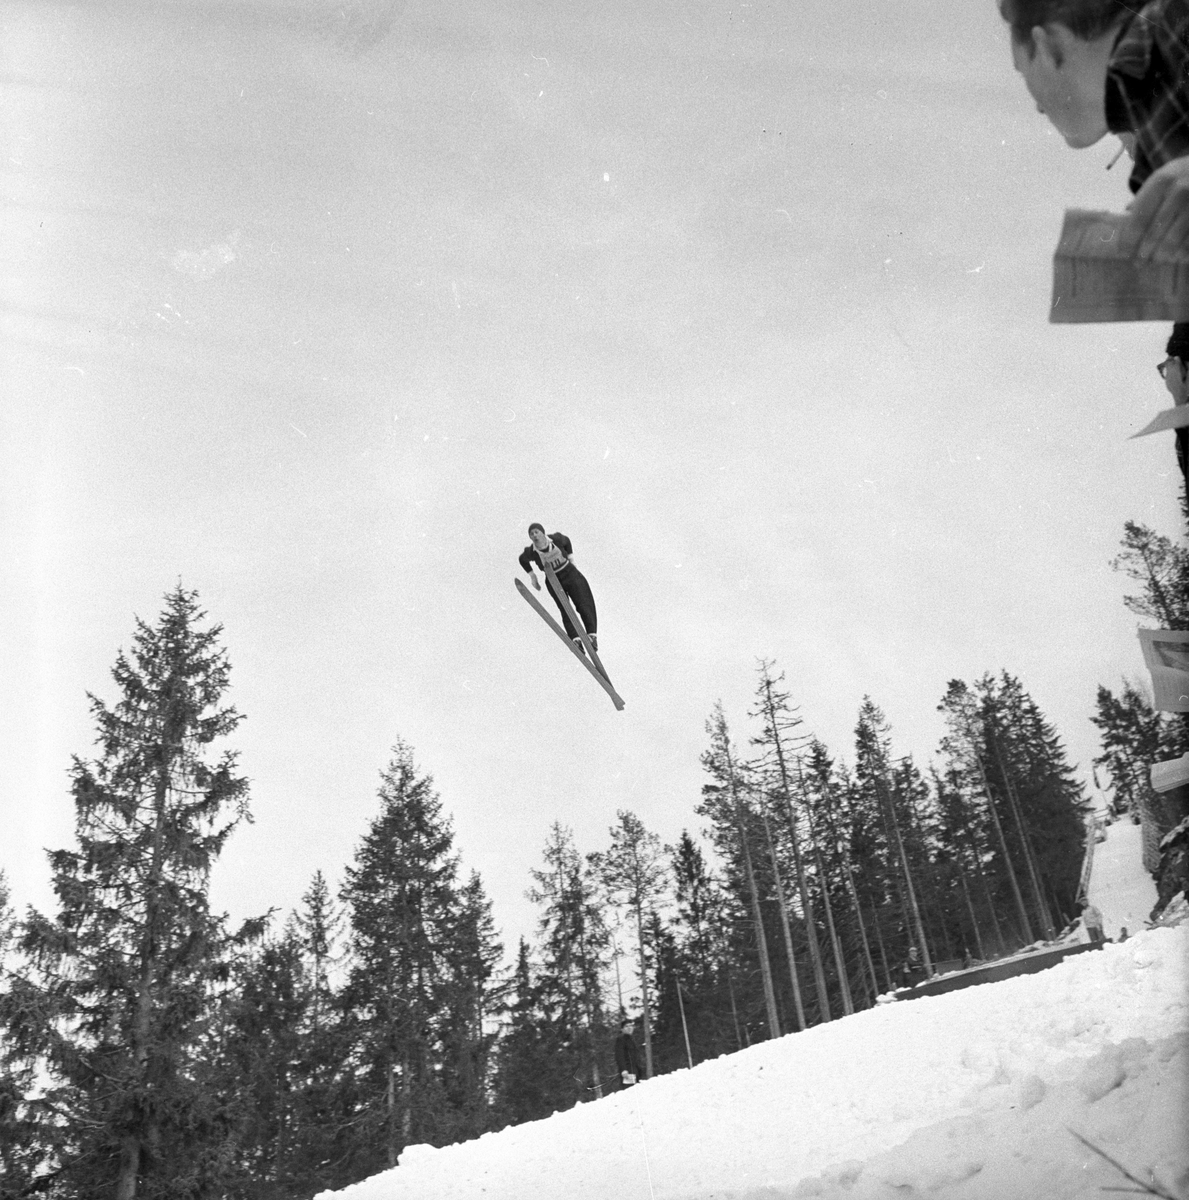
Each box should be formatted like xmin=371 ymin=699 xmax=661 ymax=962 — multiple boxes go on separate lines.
xmin=2 ymin=491 xmax=1186 ymax=1200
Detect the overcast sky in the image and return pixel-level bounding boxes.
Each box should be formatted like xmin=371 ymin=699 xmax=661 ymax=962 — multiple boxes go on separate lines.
xmin=1 ymin=0 xmax=1179 ymax=956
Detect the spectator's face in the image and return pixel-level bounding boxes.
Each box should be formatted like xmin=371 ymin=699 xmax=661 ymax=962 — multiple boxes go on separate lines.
xmin=1011 ymin=29 xmax=1109 ymax=149
xmin=1161 ymin=357 xmax=1189 ymax=406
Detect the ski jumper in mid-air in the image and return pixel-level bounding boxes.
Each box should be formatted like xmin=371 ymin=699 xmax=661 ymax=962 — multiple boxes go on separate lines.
xmin=518 ymin=524 xmax=598 ymax=653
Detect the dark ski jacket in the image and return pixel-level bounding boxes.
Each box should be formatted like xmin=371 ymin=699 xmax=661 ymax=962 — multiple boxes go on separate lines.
xmin=614 ymin=1030 xmax=643 ymax=1080
xmin=518 ymin=532 xmax=575 ymax=576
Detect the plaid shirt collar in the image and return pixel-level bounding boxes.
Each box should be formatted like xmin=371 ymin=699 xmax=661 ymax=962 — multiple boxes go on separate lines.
xmin=1104 ymin=0 xmax=1189 ymax=192
xmin=1107 ymin=8 xmax=1156 ymax=82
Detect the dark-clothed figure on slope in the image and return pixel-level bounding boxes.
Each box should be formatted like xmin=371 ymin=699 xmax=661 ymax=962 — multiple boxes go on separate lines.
xmin=614 ymin=1018 xmax=643 ymax=1089
xmin=518 ymin=524 xmax=599 ymax=653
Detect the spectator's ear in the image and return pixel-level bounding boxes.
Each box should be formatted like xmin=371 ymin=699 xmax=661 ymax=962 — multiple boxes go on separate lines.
xmin=1033 ymin=23 xmax=1073 ymax=70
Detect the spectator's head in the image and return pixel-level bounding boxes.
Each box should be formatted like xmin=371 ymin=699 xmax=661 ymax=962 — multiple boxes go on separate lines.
xmin=1161 ymin=327 xmax=1189 ymax=405
xmin=999 ymin=0 xmax=1129 ymax=44
xmin=999 ymin=0 xmax=1130 ymax=148
xmin=621 ymin=1017 xmax=636 ymax=1033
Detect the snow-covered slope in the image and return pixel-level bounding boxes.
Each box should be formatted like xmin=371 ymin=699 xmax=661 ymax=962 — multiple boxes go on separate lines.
xmin=1087 ymin=818 xmax=1160 ymax=941
xmin=316 ymin=925 xmax=1188 ymax=1200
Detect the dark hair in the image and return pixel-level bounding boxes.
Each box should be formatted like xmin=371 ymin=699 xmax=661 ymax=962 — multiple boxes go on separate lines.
xmin=528 ymin=522 xmax=545 ymax=536
xmin=998 ymin=0 xmax=1130 ymax=44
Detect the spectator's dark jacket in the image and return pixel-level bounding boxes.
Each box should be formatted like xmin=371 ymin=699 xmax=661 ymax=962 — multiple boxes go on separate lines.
xmin=614 ymin=1031 xmax=643 ymax=1079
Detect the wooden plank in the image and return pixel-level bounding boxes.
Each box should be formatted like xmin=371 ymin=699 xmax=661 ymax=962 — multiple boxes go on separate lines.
xmin=515 ymin=580 xmax=625 ymax=711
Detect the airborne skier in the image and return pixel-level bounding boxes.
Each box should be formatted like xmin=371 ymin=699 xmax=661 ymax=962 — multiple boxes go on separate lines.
xmin=514 ymin=522 xmax=623 ymax=710
xmin=518 ymin=524 xmax=599 ymax=653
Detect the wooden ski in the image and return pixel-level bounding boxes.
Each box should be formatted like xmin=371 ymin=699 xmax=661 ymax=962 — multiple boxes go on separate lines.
xmin=541 ymin=565 xmax=614 ymax=685
xmin=515 ymin=579 xmax=625 ymax=711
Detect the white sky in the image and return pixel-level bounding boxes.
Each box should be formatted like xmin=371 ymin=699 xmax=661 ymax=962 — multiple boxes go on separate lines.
xmin=1 ymin=0 xmax=1180 ymax=954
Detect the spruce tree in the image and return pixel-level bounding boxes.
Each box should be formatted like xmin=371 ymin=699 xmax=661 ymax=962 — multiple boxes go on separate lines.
xmin=436 ymin=871 xmax=502 ymax=1143
xmin=0 ymin=872 xmax=48 ymax=1200
xmin=671 ymin=833 xmax=716 ymax=986
xmin=749 ymin=662 xmax=827 ymax=1023
xmin=214 ymin=924 xmax=306 ymax=1198
xmin=491 ymin=940 xmax=563 ymax=1126
xmin=3 ymin=586 xmax=255 ymax=1200
xmin=213 ymin=873 xmax=354 ymax=1198
xmin=698 ymin=703 xmax=781 ymax=1040
xmin=338 ymin=740 xmax=499 ymax=1176
xmin=1111 ymin=520 xmax=1189 ymax=630
xmin=665 ymin=833 xmax=741 ymax=1062
xmin=854 ymin=699 xmax=933 ymax=974
xmin=801 ymin=743 xmax=879 ymax=1007
xmin=988 ymin=674 xmax=1088 ymax=929
xmin=526 ymin=824 xmax=610 ymax=1100
xmin=594 ymin=811 xmax=668 ymax=1078
xmin=938 ymin=681 xmax=1035 ymax=949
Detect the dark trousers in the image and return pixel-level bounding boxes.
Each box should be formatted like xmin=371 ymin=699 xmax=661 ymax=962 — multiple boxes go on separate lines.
xmin=548 ymin=564 xmax=597 ymax=639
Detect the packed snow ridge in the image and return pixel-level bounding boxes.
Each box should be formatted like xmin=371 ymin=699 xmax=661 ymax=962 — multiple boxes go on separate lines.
xmin=318 ymin=921 xmax=1187 ymax=1200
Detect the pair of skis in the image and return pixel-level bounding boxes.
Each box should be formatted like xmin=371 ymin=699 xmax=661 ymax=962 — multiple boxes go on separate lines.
xmin=515 ymin=567 xmax=624 ymax=711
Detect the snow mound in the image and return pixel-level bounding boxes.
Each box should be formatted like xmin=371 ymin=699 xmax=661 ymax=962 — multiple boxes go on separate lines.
xmin=315 ymin=925 xmax=1188 ymax=1200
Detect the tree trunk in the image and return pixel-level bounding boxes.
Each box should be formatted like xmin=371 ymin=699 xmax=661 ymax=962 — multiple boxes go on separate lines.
xmin=724 ymin=744 xmax=781 ymax=1039
xmin=830 ymin=780 xmax=880 ymax=1000
xmin=117 ymin=753 xmax=174 ymax=1200
xmin=972 ymin=749 xmax=1034 ymax=944
xmin=875 ymin=772 xmax=933 ymax=975
xmin=957 ymin=865 xmax=985 ymax=960
xmin=989 ymin=730 xmax=1056 ymax=940
xmin=634 ymin=901 xmax=654 ymax=1077
xmin=813 ymin=841 xmax=854 ymax=1015
xmin=870 ymin=904 xmax=894 ymax=992
xmin=963 ymin=818 xmax=1007 ymax=955
xmin=725 ymin=962 xmax=744 ymax=1051
xmin=758 ymin=793 xmax=806 ymax=1031
xmin=754 ymin=677 xmax=830 ymax=1020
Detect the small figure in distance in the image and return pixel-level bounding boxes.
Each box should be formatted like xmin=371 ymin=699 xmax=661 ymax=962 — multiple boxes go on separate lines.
xmin=518 ymin=523 xmax=599 ymax=654
xmin=999 ymin=0 xmax=1189 ymax=476
xmin=1081 ymin=899 xmax=1107 ymax=944
xmin=899 ymin=944 xmax=925 ymax=988
xmin=614 ymin=1016 xmax=643 ymax=1089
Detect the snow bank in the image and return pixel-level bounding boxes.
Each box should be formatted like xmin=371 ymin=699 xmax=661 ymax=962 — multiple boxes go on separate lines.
xmin=315 ymin=925 xmax=1188 ymax=1200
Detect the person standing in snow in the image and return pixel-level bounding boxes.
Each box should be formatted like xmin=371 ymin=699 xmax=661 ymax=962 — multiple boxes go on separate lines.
xmin=899 ymin=945 xmax=924 ymax=988
xmin=1081 ymin=901 xmax=1106 ymax=944
xmin=614 ymin=1017 xmax=643 ymax=1089
xmin=518 ymin=524 xmax=599 ymax=653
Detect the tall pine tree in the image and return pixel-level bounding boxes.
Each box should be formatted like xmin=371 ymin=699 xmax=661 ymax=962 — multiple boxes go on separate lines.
xmin=338 ymin=740 xmax=500 ymax=1177
xmin=594 ymin=811 xmax=668 ymax=1078
xmin=526 ymin=824 xmax=610 ymax=1100
xmin=4 ymin=586 xmax=256 ymax=1200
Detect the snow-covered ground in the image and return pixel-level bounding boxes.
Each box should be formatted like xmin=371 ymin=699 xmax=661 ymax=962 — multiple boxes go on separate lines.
xmin=1087 ymin=818 xmax=1160 ymax=941
xmin=318 ymin=823 xmax=1187 ymax=1200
